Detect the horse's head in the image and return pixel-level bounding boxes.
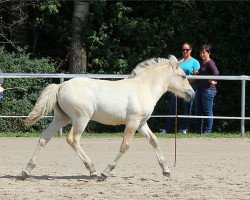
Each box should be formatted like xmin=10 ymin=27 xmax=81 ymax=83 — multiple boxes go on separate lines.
xmin=167 ymin=57 xmax=195 ymax=101
xmin=129 ymin=55 xmax=195 ymax=101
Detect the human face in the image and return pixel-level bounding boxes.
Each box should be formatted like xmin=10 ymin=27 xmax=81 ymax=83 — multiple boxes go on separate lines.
xmin=200 ymin=50 xmax=210 ymax=60
xmin=182 ymin=44 xmax=192 ymax=58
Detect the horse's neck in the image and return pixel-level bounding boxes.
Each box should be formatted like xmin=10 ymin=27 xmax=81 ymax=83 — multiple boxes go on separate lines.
xmin=139 ymin=68 xmax=171 ymax=102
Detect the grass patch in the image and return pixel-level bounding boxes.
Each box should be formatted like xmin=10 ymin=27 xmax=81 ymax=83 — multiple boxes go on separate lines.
xmin=0 ymin=131 xmax=249 ymax=138
xmin=0 ymin=132 xmax=41 ymax=137
xmin=155 ymin=132 xmax=250 ymax=139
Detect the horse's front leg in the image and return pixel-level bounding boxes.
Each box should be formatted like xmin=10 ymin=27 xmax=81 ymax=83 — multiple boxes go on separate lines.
xmin=99 ymin=121 xmax=139 ymax=181
xmin=66 ymin=117 xmax=98 ymax=179
xmin=138 ymin=123 xmax=170 ymax=177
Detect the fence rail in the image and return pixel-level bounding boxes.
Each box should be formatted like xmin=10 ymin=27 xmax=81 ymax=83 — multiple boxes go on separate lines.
xmin=0 ymin=73 xmax=249 ymax=136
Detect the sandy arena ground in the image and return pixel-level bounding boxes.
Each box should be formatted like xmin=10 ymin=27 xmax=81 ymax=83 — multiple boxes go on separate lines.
xmin=0 ymin=137 xmax=249 ymax=200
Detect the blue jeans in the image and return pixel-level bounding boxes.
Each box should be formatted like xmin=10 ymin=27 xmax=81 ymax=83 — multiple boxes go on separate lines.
xmin=165 ymin=94 xmax=193 ymax=133
xmin=195 ymin=89 xmax=217 ymax=134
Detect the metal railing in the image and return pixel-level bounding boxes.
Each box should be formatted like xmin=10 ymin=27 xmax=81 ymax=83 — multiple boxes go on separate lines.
xmin=0 ymin=73 xmax=249 ymax=136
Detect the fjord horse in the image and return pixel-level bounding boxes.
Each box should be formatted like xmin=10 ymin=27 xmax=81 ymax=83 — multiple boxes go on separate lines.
xmin=22 ymin=56 xmax=195 ymax=180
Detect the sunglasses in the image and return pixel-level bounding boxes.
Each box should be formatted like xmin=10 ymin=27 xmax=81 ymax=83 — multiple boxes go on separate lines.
xmin=182 ymin=49 xmax=190 ymax=52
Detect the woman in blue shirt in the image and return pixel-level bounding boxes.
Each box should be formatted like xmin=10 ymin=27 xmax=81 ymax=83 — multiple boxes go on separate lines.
xmin=161 ymin=42 xmax=200 ymax=134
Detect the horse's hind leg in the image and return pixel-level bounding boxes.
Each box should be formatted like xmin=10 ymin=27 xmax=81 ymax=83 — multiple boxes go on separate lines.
xmin=66 ymin=117 xmax=97 ymax=179
xmin=138 ymin=123 xmax=170 ymax=177
xmin=99 ymin=121 xmax=139 ymax=181
xmin=22 ymin=110 xmax=70 ymax=180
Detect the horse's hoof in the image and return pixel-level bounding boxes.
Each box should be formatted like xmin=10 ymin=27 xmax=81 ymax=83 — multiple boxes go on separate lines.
xmin=90 ymin=173 xmax=98 ymax=180
xmin=21 ymin=171 xmax=28 ymax=180
xmin=97 ymin=173 xmax=107 ymax=181
xmin=163 ymin=171 xmax=170 ymax=177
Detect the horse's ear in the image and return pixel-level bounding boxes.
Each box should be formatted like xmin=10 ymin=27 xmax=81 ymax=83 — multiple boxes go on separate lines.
xmin=168 ymin=55 xmax=179 ymax=70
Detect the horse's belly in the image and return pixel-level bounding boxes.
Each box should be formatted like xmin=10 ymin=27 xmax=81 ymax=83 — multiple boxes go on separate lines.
xmin=91 ymin=112 xmax=125 ymax=125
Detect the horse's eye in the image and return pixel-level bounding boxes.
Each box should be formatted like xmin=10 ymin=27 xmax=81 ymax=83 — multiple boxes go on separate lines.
xmin=179 ymin=74 xmax=186 ymax=79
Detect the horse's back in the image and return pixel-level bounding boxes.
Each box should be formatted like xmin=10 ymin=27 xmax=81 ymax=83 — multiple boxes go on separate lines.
xmin=57 ymin=77 xmax=144 ymax=125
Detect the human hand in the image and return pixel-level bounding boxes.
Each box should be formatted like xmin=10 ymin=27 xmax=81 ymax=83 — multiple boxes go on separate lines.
xmin=0 ymin=86 xmax=4 ymax=93
xmin=209 ymin=80 xmax=217 ymax=85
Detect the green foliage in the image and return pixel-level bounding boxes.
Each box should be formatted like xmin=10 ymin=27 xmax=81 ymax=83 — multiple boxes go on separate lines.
xmin=40 ymin=0 xmax=61 ymax=14
xmin=21 ymin=0 xmax=72 ymax=68
xmin=0 ymin=47 xmax=55 ymax=132
xmin=86 ymin=1 xmax=249 ymax=132
xmin=86 ymin=1 xmax=176 ymax=74
xmin=0 ymin=1 xmax=249 ymax=133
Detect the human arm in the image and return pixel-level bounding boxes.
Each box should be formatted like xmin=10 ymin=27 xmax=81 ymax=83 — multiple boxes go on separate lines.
xmin=0 ymin=86 xmax=4 ymax=93
xmin=189 ymin=59 xmax=200 ymax=83
xmin=208 ymin=60 xmax=219 ymax=85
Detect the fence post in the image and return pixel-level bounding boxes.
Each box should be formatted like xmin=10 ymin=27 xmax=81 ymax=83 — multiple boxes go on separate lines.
xmin=241 ymin=77 xmax=246 ymax=137
xmin=59 ymin=75 xmax=65 ymax=137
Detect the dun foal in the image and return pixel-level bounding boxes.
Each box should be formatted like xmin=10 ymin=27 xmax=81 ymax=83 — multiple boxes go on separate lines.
xmin=22 ymin=56 xmax=195 ymax=180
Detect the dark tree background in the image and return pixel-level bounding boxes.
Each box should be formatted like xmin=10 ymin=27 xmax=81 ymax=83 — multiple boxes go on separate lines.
xmin=0 ymin=0 xmax=249 ymax=132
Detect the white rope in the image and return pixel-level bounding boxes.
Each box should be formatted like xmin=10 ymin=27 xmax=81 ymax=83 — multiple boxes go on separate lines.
xmin=4 ymin=87 xmax=26 ymax=91
xmin=0 ymin=86 xmax=26 ymax=92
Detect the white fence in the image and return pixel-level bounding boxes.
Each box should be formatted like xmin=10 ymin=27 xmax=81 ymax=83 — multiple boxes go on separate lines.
xmin=0 ymin=73 xmax=249 ymax=136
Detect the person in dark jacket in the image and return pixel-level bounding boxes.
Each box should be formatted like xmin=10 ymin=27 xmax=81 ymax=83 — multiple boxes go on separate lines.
xmin=195 ymin=44 xmax=219 ymax=134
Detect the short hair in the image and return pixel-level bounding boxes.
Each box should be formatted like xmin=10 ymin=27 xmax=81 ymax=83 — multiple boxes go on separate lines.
xmin=182 ymin=42 xmax=193 ymax=49
xmin=200 ymin=44 xmax=211 ymax=54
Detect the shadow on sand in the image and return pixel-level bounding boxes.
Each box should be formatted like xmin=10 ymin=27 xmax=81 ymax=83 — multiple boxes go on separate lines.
xmin=0 ymin=174 xmax=93 ymax=181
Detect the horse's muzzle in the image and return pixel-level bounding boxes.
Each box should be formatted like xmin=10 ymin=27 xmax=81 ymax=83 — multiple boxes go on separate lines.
xmin=185 ymin=88 xmax=195 ymax=101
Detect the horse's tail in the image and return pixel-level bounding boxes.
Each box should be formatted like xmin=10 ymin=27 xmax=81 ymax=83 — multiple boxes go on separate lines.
xmin=25 ymin=84 xmax=60 ymax=127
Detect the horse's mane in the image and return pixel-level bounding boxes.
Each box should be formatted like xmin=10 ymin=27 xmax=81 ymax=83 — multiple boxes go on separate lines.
xmin=128 ymin=55 xmax=178 ymax=79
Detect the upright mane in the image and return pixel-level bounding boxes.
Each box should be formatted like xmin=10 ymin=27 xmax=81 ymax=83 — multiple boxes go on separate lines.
xmin=128 ymin=55 xmax=178 ymax=79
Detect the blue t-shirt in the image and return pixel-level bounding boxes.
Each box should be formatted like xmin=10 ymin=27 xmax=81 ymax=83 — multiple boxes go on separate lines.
xmin=180 ymin=58 xmax=200 ymax=75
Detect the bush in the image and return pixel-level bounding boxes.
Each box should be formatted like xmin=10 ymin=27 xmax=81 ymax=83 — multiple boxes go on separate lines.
xmin=0 ymin=47 xmax=55 ymax=132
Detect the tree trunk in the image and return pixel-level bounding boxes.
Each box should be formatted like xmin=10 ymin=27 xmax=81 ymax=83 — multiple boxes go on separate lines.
xmin=69 ymin=0 xmax=90 ymax=74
